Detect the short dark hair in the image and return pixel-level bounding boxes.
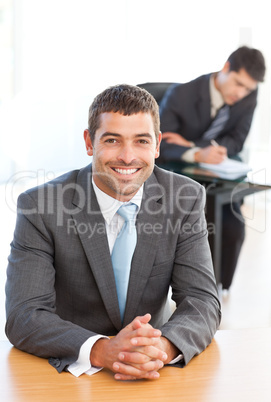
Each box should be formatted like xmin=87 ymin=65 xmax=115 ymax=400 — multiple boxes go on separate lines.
xmin=227 ymin=46 xmax=266 ymax=82
xmin=88 ymin=84 xmax=160 ymax=144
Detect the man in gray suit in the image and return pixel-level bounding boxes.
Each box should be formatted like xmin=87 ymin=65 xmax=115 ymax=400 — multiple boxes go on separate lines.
xmin=5 ymin=84 xmax=221 ymax=381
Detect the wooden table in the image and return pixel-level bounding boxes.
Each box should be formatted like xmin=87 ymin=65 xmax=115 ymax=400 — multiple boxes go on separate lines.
xmin=2 ymin=328 xmax=271 ymax=401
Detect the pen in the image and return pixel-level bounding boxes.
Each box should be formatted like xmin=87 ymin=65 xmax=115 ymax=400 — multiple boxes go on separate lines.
xmin=211 ymin=139 xmax=219 ymax=147
xmin=211 ymin=139 xmax=227 ymax=161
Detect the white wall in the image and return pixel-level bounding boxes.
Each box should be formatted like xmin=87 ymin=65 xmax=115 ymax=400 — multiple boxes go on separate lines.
xmin=1 ymin=0 xmax=271 ymax=180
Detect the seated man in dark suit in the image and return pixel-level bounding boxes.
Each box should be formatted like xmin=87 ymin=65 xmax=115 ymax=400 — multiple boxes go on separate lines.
xmin=157 ymin=46 xmax=266 ymax=290
xmin=5 ymin=84 xmax=221 ymax=381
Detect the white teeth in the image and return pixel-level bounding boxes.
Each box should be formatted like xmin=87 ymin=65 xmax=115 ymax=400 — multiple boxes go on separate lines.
xmin=114 ymin=168 xmax=138 ymax=175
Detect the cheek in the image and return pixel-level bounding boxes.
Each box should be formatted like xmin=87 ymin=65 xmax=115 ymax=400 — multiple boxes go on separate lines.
xmin=222 ymin=84 xmax=230 ymax=94
xmin=228 ymin=82 xmax=236 ymax=93
xmin=142 ymin=149 xmax=158 ymax=162
xmin=94 ymin=147 xmax=116 ymax=161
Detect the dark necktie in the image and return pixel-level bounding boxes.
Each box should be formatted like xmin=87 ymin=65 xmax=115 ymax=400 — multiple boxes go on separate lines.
xmin=111 ymin=204 xmax=137 ymax=321
xmin=202 ymin=105 xmax=230 ymax=141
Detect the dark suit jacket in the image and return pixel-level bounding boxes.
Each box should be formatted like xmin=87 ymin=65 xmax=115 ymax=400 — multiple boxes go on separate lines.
xmin=5 ymin=164 xmax=221 ymax=372
xmin=157 ymin=73 xmax=258 ymax=163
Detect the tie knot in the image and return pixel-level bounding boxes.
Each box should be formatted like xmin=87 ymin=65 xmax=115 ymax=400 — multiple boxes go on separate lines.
xmin=117 ymin=204 xmax=137 ymax=222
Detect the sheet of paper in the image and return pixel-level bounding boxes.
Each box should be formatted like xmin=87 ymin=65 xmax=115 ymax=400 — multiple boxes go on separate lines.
xmin=199 ymin=158 xmax=251 ymax=175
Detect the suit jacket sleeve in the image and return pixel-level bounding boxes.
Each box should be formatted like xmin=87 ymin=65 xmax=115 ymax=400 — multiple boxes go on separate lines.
xmin=159 ymin=83 xmax=192 ymax=161
xmin=5 ymin=191 xmax=97 ymax=373
xmin=159 ymin=183 xmax=221 ymax=365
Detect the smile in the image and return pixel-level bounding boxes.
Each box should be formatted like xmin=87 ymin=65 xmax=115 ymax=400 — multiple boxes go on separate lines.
xmin=112 ymin=168 xmax=139 ymax=175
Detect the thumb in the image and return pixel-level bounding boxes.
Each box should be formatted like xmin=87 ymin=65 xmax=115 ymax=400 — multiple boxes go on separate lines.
xmin=130 ymin=313 xmax=152 ymax=330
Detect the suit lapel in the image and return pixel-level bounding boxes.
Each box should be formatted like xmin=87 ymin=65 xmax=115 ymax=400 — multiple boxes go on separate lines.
xmin=71 ymin=164 xmax=122 ymax=330
xmin=123 ymin=170 xmax=165 ymax=325
xmin=197 ymin=73 xmax=212 ymax=127
xmin=71 ymin=165 xmax=165 ymax=329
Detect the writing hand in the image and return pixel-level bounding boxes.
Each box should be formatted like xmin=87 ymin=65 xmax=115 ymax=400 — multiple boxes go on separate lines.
xmin=162 ymin=132 xmax=193 ymax=147
xmin=194 ymin=145 xmax=227 ymax=164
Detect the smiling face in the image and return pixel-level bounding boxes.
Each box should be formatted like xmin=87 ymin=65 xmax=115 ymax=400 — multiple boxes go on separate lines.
xmin=84 ymin=112 xmax=162 ymax=201
xmin=215 ymin=61 xmax=258 ymax=105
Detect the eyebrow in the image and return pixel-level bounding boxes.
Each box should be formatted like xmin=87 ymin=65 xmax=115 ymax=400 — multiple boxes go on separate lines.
xmin=100 ymin=132 xmax=154 ymax=140
xmin=235 ymin=78 xmax=256 ymax=92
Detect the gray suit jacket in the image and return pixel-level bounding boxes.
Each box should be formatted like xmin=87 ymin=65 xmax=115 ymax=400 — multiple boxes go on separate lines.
xmin=5 ymin=164 xmax=221 ymax=372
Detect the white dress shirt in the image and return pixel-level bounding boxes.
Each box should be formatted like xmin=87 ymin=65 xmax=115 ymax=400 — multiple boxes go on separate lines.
xmin=68 ymin=180 xmax=142 ymax=377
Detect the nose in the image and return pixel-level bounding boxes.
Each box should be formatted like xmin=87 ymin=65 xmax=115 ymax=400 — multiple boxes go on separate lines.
xmin=117 ymin=144 xmax=136 ymax=164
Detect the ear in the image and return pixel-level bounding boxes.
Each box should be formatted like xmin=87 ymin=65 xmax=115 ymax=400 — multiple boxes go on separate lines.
xmin=155 ymin=131 xmax=162 ymax=159
xmin=221 ymin=61 xmax=230 ymax=74
xmin=84 ymin=129 xmax=94 ymax=156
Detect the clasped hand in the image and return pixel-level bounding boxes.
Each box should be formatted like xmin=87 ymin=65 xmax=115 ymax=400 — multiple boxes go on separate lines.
xmin=90 ymin=313 xmax=173 ymax=381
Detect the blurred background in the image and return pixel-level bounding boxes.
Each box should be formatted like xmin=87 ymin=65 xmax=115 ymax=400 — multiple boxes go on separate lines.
xmin=1 ymin=0 xmax=271 ymax=339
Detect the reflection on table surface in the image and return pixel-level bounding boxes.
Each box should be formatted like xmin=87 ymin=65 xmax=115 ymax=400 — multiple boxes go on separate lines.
xmin=159 ymin=161 xmax=271 ymax=188
xmin=2 ymin=328 xmax=271 ymax=402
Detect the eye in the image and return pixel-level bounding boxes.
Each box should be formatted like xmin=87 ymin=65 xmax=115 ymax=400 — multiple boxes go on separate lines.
xmin=138 ymin=139 xmax=149 ymax=144
xmin=105 ymin=138 xmax=117 ymax=144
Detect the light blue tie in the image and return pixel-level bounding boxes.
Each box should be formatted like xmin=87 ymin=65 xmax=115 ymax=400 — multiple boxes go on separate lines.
xmin=111 ymin=204 xmax=138 ymax=321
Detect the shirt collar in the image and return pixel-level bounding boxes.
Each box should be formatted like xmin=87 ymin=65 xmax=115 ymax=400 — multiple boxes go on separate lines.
xmin=210 ymin=73 xmax=224 ymax=117
xmin=92 ymin=178 xmax=143 ymax=225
